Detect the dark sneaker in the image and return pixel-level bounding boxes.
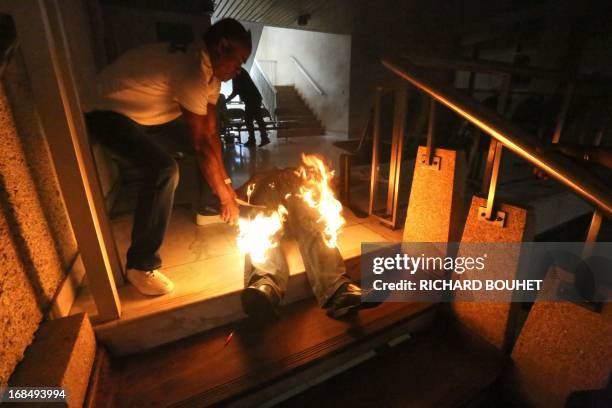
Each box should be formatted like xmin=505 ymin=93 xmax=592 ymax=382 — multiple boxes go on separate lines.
xmin=259 ymin=136 xmax=271 ymax=147
xmin=244 ymin=139 xmax=257 ymax=148
xmin=326 ymin=282 xmax=380 ymax=320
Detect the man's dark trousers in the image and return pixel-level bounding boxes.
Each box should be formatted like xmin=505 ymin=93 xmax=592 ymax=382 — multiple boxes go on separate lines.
xmin=243 ymin=98 xmax=268 ymax=143
xmin=85 ymin=110 xmax=193 ymax=271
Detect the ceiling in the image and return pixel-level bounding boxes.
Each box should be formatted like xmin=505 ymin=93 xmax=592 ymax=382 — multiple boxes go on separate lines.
xmin=100 ymin=0 xmax=355 ymax=34
xmin=213 ymin=0 xmax=354 ymax=34
xmin=98 ymin=1 xmax=559 ymax=37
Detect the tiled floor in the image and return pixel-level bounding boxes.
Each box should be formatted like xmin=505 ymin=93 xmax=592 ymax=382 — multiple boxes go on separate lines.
xmin=71 ymin=133 xmax=403 ymax=321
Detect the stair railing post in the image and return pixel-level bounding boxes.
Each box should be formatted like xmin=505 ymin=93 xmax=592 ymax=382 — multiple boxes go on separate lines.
xmin=425 ymin=98 xmax=436 ymax=165
xmin=582 ymin=210 xmax=603 ymax=259
xmin=387 ymin=86 xmax=408 ymax=228
xmin=369 ymin=87 xmax=383 ymax=215
xmin=482 ymin=73 xmax=511 ymax=223
xmin=551 ymin=82 xmax=575 ymax=144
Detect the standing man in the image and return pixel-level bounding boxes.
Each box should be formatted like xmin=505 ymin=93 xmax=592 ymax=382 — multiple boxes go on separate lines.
xmin=85 ymin=19 xmax=250 ymax=296
xmin=227 ymin=67 xmax=271 ymax=147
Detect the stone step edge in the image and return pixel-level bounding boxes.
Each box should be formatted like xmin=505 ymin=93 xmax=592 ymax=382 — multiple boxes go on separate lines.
xmin=90 ymin=256 xmax=360 ymax=356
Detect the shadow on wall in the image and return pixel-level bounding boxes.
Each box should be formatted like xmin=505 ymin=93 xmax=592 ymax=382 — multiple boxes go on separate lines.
xmin=0 ymin=21 xmax=77 ymax=386
xmin=255 ymin=26 xmax=351 ymax=134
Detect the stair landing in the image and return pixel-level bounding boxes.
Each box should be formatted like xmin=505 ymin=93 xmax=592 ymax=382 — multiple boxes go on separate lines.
xmin=70 ymin=207 xmax=402 ymax=356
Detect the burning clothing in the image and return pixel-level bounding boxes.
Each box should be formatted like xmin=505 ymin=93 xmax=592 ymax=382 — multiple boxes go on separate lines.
xmin=237 ymin=167 xmax=350 ymax=307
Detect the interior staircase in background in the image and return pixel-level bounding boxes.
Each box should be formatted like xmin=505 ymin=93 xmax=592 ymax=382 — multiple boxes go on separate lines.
xmin=275 ymin=85 xmax=325 ymax=138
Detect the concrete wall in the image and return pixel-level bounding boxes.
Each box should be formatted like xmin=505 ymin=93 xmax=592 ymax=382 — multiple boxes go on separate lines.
xmin=255 ymin=26 xmax=351 ymax=134
xmin=0 ymin=49 xmax=78 ymax=387
xmin=100 ymin=5 xmax=212 ymax=61
xmin=58 ymin=0 xmax=100 ymax=110
xmin=348 ymin=0 xmax=456 ymax=139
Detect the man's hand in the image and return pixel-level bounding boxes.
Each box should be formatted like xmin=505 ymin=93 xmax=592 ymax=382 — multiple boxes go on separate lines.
xmin=219 ymin=186 xmax=239 ymax=224
xmin=181 ymin=105 xmax=239 ymax=222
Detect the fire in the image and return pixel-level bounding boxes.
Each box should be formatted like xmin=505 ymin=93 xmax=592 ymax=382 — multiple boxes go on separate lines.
xmin=236 ymin=155 xmax=344 ymax=264
xmin=246 ymin=183 xmax=255 ymax=204
xmin=295 ymin=154 xmax=345 ymax=248
xmin=237 ymin=205 xmax=287 ymax=263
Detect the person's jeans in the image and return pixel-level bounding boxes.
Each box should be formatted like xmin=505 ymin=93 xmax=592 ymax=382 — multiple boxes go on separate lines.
xmin=244 ymin=99 xmax=268 ymax=143
xmin=85 ymin=110 xmax=214 ymax=270
xmin=243 ymin=171 xmax=350 ymax=307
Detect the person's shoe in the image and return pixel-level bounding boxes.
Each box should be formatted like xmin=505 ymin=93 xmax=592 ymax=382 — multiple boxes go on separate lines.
xmin=196 ymin=204 xmax=222 ymax=226
xmin=244 ymin=139 xmax=257 ymax=148
xmin=259 ymin=136 xmax=270 ymax=147
xmin=241 ymin=283 xmax=280 ymax=321
xmin=326 ymin=282 xmax=380 ymax=320
xmin=126 ymin=269 xmax=174 ymax=296
xmin=196 ymin=212 xmax=222 ymax=226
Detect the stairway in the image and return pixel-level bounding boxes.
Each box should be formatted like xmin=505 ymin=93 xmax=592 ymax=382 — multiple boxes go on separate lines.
xmin=275 ymin=85 xmax=325 ymax=138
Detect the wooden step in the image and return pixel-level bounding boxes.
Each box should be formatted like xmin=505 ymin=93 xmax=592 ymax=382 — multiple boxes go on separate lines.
xmin=279 ymin=317 xmax=508 ymax=407
xmin=89 ymin=298 xmax=438 ymax=407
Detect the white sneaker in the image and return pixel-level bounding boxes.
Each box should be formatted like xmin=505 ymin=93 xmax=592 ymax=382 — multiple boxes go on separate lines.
xmin=196 ymin=212 xmax=223 ymax=226
xmin=126 ymin=269 xmax=174 ymax=296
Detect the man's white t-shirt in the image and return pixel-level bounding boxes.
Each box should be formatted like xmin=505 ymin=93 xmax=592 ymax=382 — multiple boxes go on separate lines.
xmin=90 ymin=42 xmax=221 ymax=126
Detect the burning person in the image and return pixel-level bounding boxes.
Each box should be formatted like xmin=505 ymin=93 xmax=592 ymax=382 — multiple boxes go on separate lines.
xmin=235 ymin=155 xmax=379 ymax=320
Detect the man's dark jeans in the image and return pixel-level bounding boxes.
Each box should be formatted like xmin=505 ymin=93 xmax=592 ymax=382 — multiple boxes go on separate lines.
xmin=241 ymin=169 xmax=350 ymax=307
xmin=244 ymin=98 xmax=268 ymax=143
xmin=85 ymin=110 xmax=214 ymax=271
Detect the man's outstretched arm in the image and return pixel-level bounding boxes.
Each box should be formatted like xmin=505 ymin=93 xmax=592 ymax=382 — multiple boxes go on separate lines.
xmin=181 ymin=104 xmax=239 ymax=222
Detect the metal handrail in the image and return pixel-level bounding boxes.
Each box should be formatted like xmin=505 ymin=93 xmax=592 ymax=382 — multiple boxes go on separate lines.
xmin=250 ymin=59 xmax=277 ymax=121
xmin=256 ymin=59 xmax=277 ymax=85
xmin=0 ymin=38 xmax=18 ymax=78
xmin=252 ymin=59 xmax=276 ymax=95
xmin=290 ymin=56 xmax=325 ymax=96
xmin=382 ymin=58 xmax=612 ymax=219
xmin=402 ymin=54 xmax=612 ymax=86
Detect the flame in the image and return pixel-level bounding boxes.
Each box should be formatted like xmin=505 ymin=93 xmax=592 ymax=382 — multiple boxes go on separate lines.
xmin=246 ymin=183 xmax=256 ymax=204
xmin=236 ymin=155 xmax=344 ymax=265
xmin=295 ymin=154 xmax=345 ymax=248
xmin=237 ymin=205 xmax=287 ymax=263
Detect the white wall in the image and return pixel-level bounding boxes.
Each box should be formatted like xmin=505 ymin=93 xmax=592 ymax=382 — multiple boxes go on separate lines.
xmin=255 ymin=27 xmax=351 ymax=134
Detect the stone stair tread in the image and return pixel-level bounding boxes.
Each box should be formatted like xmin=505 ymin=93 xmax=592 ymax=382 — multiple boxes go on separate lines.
xmin=274 ymin=85 xmax=325 ymax=135
xmin=70 ymin=211 xmax=388 ymax=355
xmin=278 ymin=129 xmax=326 ymax=137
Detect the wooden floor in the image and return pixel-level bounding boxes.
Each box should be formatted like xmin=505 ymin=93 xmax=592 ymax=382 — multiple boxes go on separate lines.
xmin=280 ymin=318 xmax=508 ymax=408
xmin=88 ymin=299 xmax=436 ymax=407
